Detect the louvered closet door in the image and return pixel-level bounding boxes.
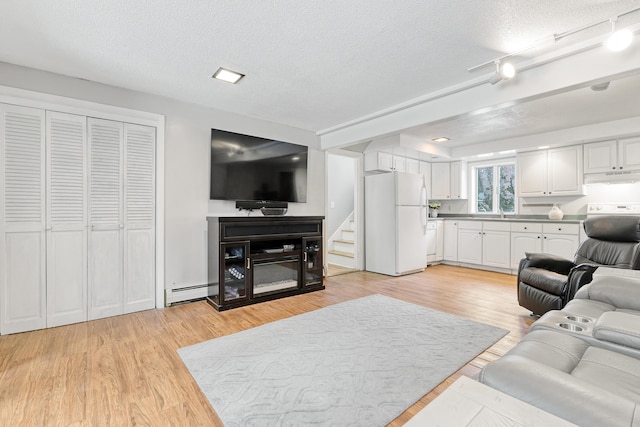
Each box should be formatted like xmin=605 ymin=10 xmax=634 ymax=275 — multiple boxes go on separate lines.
xmin=0 ymin=104 xmax=46 ymax=334
xmin=46 ymin=111 xmax=87 ymax=327
xmin=124 ymin=123 xmax=155 ymax=313
xmin=88 ymin=118 xmax=124 ymax=320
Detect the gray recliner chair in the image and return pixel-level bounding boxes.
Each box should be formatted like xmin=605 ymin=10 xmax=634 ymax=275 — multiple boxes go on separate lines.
xmin=517 ymin=215 xmax=640 ymax=316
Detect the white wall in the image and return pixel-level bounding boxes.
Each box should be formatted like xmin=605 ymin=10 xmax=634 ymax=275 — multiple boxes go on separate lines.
xmin=327 ymin=154 xmax=355 ymax=237
xmin=0 ymin=62 xmax=324 ymax=290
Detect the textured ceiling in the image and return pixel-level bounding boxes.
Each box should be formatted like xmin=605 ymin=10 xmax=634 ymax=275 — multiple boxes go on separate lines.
xmin=0 ymin=0 xmax=639 ymax=146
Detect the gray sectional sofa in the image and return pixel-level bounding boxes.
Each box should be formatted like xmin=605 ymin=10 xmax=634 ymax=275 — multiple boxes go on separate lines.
xmin=480 ymin=271 xmax=640 ymax=427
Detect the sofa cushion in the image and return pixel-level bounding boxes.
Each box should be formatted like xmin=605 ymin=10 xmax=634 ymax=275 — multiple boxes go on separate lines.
xmin=519 ymin=267 xmax=566 ymax=295
xmin=572 ymin=346 xmax=640 ymax=402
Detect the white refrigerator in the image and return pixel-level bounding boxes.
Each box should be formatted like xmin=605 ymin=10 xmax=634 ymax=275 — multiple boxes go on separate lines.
xmin=365 ymin=171 xmax=428 ymax=276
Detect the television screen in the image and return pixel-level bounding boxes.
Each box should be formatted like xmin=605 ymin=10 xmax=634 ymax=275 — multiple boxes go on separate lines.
xmin=209 ymin=129 xmax=308 ymax=202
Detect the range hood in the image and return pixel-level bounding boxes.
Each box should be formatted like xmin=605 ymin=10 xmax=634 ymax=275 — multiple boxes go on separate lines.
xmin=584 ymin=170 xmax=640 ymax=184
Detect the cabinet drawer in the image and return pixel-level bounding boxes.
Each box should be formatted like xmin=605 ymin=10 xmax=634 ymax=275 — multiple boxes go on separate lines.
xmin=458 ymin=220 xmax=482 ymax=231
xmin=510 ymin=222 xmax=542 ymax=233
xmin=483 ymin=221 xmax=510 ymax=232
xmin=542 ymin=223 xmax=580 ymax=235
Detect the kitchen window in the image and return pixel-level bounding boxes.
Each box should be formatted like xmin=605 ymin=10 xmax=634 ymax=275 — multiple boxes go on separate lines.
xmin=472 ymin=161 xmax=516 ymax=214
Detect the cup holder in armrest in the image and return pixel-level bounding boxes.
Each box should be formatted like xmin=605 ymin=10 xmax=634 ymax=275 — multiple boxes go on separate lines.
xmin=565 ymin=315 xmax=593 ymax=323
xmin=557 ymin=323 xmax=585 ymax=332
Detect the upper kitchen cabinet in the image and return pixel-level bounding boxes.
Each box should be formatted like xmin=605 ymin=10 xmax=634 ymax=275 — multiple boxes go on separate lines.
xmin=364 ymin=152 xmax=393 ymax=172
xmin=517 ymin=145 xmax=584 ymax=197
xmin=431 ymin=161 xmax=467 ymax=200
xmin=584 ymin=137 xmax=640 ymax=174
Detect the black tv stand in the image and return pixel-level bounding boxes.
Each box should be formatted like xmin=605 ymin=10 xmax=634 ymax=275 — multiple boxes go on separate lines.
xmin=206 ymin=216 xmax=324 ymax=311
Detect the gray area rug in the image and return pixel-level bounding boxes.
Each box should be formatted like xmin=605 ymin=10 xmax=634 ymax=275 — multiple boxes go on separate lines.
xmin=178 ymin=294 xmax=508 ymax=426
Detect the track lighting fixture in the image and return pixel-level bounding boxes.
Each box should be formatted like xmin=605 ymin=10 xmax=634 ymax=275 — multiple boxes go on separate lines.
xmin=489 ymin=61 xmax=516 ymax=85
xmin=469 ymin=6 xmax=639 ymax=83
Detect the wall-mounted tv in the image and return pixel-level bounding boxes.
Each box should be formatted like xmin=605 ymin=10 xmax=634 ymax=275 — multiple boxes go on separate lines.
xmin=209 ymin=129 xmax=308 ymax=203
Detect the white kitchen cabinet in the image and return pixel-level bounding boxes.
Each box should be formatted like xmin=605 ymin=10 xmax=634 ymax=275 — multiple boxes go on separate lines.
xmin=443 ymin=220 xmax=458 ymax=261
xmin=436 ymin=220 xmax=444 ymax=261
xmin=364 ymin=152 xmax=393 ymax=172
xmin=431 ymin=161 xmax=467 ymax=199
xmin=392 ymin=155 xmax=406 ymax=172
xmin=510 ymin=222 xmax=580 ymax=269
xmin=458 ymin=221 xmax=510 ymax=269
xmin=450 ymin=161 xmax=467 ymax=199
xmin=517 ymin=146 xmax=584 ymax=197
xmin=510 ymin=223 xmax=543 ymax=269
xmin=457 ymin=221 xmax=483 ymax=265
xmin=542 ymin=223 xmax=580 ymax=260
xmin=426 ymin=220 xmax=444 ymax=264
xmin=584 ymin=137 xmax=640 ymax=173
xmin=482 ymin=222 xmax=511 ymax=269
xmin=620 ymin=137 xmax=640 ymax=171
xmin=0 ymin=104 xmax=47 ymax=335
xmin=431 ymin=163 xmax=450 ymax=199
xmin=405 ymin=157 xmax=420 ymax=174
xmin=426 ymin=221 xmax=437 ymax=264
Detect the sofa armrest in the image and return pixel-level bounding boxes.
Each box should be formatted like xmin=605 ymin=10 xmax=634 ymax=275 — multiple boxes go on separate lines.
xmin=480 ymin=356 xmax=639 ymax=427
xmin=574 ymin=275 xmax=640 ymax=311
xmin=519 ymin=252 xmax=576 ymax=276
xmin=594 ymin=311 xmax=640 ymax=350
xmin=564 ymin=263 xmax=599 ymax=303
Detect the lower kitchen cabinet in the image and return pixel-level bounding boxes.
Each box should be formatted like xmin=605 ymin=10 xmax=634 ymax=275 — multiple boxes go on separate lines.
xmin=457 ymin=221 xmax=510 ymax=269
xmin=510 ymin=222 xmax=580 ymax=269
xmin=443 ymin=220 xmax=459 ymax=262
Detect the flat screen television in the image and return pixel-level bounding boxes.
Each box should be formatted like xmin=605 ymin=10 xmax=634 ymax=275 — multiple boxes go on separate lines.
xmin=209 ymin=129 xmax=308 ymax=203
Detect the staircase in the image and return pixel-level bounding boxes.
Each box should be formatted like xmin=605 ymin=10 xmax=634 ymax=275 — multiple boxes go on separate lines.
xmin=328 ymin=214 xmax=357 ymax=269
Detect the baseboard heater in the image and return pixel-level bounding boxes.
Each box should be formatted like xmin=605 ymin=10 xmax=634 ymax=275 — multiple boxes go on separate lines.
xmin=165 ymin=283 xmax=211 ymax=306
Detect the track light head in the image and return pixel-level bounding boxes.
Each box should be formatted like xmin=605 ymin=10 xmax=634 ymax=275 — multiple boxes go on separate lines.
xmin=489 ymin=61 xmax=516 ymax=85
xmin=605 ymin=18 xmax=633 ymax=52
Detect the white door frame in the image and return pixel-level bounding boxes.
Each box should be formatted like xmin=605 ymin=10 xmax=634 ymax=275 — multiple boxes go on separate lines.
xmin=325 ymin=148 xmax=364 ymax=271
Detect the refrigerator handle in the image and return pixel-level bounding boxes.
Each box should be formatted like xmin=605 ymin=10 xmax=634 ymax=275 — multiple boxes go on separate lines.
xmin=421 ymin=206 xmax=428 ymax=233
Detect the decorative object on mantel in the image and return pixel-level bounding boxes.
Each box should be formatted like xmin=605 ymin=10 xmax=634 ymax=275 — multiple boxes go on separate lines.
xmin=548 ymin=204 xmax=564 ymax=220
xmin=429 ymin=201 xmax=441 ymax=218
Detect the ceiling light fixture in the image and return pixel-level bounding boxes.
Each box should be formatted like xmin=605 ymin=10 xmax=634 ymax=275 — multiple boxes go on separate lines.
xmin=477 ymin=153 xmax=494 ymax=158
xmin=432 ymin=137 xmax=449 ymax=142
xmin=605 ymin=18 xmax=633 ymax=51
xmin=468 ymin=6 xmax=640 ymax=79
xmin=499 ymin=149 xmax=516 ymax=155
xmin=212 ymin=67 xmax=245 ymax=84
xmin=489 ymin=60 xmax=516 ymax=85
xmin=537 ymin=145 xmax=550 ymax=150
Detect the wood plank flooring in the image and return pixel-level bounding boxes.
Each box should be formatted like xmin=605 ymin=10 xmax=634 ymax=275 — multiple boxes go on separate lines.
xmin=0 ymin=265 xmax=534 ymax=426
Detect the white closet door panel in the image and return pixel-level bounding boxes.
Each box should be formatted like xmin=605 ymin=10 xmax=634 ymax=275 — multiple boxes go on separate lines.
xmin=47 ymin=230 xmax=86 ymax=327
xmin=125 ymin=124 xmax=155 ymax=226
xmin=88 ymin=229 xmax=123 ymax=320
xmin=88 ymin=118 xmax=123 ymax=320
xmin=1 ymin=104 xmax=46 ymax=334
xmin=124 ymin=228 xmax=155 ymax=312
xmin=89 ymin=118 xmax=122 ymax=225
xmin=46 ymin=111 xmax=87 ymax=327
xmin=2 ymin=106 xmax=45 ymax=231
xmin=2 ymin=232 xmax=46 ymax=334
xmin=124 ymin=123 xmax=155 ymax=312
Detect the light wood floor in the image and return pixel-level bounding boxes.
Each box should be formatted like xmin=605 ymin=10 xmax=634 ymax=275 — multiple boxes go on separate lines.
xmin=0 ymin=265 xmax=534 ymax=426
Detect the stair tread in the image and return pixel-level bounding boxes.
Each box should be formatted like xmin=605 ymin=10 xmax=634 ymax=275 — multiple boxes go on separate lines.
xmin=334 ymin=238 xmax=355 ymax=244
xmin=328 ymin=249 xmax=355 ymax=258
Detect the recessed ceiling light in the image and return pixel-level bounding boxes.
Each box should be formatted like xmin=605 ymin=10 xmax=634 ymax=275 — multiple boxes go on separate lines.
xmin=477 ymin=153 xmax=494 ymax=158
xmin=432 ymin=137 xmax=449 ymax=142
xmin=499 ymin=150 xmax=516 ymax=155
xmin=212 ymin=67 xmax=245 ymax=84
xmin=538 ymin=146 xmax=550 ymax=149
